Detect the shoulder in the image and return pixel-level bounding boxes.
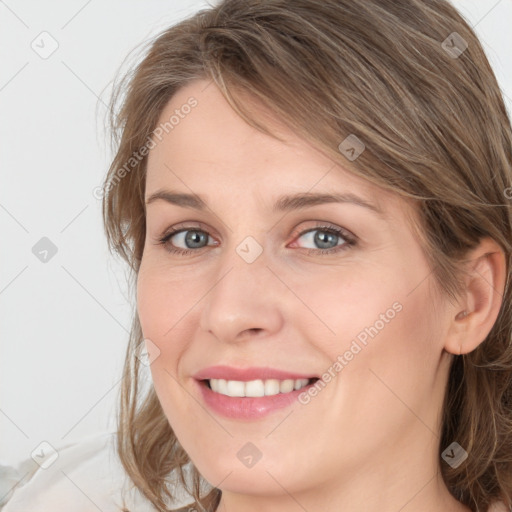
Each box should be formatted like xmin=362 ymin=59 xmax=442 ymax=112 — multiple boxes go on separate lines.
xmin=1 ymin=431 xmax=195 ymax=512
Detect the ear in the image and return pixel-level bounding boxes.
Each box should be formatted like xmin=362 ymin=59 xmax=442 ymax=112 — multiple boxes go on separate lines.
xmin=444 ymin=237 xmax=507 ymax=356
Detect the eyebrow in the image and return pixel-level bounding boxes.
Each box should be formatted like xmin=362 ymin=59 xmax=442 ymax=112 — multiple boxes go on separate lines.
xmin=145 ymin=190 xmax=385 ymax=218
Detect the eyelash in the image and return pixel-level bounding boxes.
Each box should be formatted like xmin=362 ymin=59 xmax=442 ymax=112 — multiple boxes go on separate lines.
xmin=156 ymin=223 xmax=357 ymax=257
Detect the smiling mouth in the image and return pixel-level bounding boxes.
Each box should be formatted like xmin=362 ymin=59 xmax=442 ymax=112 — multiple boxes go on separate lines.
xmin=202 ymin=377 xmax=319 ymax=398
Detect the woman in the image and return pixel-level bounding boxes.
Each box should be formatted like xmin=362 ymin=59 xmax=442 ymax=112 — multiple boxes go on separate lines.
xmin=4 ymin=0 xmax=512 ymax=511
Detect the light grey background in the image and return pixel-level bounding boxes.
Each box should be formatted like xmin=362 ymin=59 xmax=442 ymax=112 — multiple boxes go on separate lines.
xmin=1 ymin=0 xmax=511 ymax=466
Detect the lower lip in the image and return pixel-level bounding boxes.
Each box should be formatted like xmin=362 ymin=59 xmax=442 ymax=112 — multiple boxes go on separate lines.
xmin=196 ymin=379 xmax=316 ymax=420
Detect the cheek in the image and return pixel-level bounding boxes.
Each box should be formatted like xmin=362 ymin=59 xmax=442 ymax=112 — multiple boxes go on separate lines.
xmin=285 ymin=265 xmax=408 ymax=356
xmin=136 ymin=264 xmax=198 ymax=424
xmin=328 ymin=273 xmax=443 ymax=436
xmin=136 ymin=267 xmax=169 ymax=338
xmin=136 ymin=258 xmax=200 ymax=341
xmin=306 ymin=262 xmax=441 ymax=406
xmin=136 ymin=261 xmax=201 ymax=393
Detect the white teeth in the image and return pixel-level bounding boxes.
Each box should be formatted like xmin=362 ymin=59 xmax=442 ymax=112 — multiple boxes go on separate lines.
xmin=210 ymin=378 xmax=220 ymax=393
xmin=208 ymin=378 xmax=311 ymax=397
xmin=294 ymin=379 xmax=307 ymax=390
xmin=264 ymin=379 xmax=280 ymax=396
xmin=245 ymin=379 xmax=265 ymax=397
xmin=226 ymin=380 xmax=245 ymax=397
xmin=217 ymin=379 xmax=228 ymax=395
xmin=280 ymin=379 xmax=295 ymax=393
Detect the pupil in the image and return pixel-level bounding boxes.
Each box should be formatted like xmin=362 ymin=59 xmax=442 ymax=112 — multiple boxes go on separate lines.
xmin=185 ymin=231 xmax=207 ymax=248
xmin=315 ymin=231 xmax=337 ymax=249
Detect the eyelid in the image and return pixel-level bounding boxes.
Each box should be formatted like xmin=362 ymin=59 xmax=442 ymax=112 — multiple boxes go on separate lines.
xmin=158 ymin=221 xmax=218 ymax=241
xmin=289 ymin=221 xmax=356 ymax=245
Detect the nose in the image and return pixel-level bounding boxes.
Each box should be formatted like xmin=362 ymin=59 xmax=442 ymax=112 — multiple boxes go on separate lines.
xmin=199 ymin=246 xmax=285 ymax=344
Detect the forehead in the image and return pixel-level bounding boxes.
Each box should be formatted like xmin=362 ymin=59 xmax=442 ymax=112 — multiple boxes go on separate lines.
xmin=147 ymin=79 xmax=318 ymax=175
xmin=145 ymin=78 xmax=413 ymax=225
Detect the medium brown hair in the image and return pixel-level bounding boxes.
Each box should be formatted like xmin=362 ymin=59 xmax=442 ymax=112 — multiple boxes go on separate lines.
xmin=102 ymin=1 xmax=512 ymax=510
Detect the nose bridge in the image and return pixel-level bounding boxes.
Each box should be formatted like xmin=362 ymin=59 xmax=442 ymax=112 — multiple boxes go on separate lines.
xmin=199 ymin=236 xmax=284 ymax=343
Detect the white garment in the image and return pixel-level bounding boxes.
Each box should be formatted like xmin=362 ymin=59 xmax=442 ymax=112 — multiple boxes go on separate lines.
xmin=0 ymin=431 xmax=195 ymax=512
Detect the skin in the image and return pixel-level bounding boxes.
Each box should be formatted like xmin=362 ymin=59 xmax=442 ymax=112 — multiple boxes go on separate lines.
xmin=137 ymin=77 xmax=506 ymax=512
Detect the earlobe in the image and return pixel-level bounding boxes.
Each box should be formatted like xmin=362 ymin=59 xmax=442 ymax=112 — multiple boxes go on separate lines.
xmin=443 ymin=237 xmax=507 ymax=356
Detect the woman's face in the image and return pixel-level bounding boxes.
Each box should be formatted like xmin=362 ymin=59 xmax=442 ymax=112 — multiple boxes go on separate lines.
xmin=138 ymin=78 xmax=455 ymax=502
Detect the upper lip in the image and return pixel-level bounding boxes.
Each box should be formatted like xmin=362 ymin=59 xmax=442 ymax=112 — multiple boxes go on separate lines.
xmin=193 ymin=365 xmax=318 ymax=382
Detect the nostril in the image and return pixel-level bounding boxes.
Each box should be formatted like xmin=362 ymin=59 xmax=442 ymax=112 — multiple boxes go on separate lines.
xmin=241 ymin=328 xmax=262 ymax=337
